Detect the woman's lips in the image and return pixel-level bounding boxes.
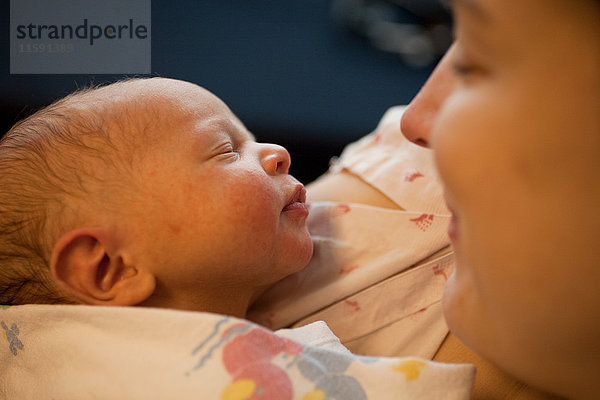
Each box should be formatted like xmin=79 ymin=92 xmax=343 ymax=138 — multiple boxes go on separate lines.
xmin=445 ymin=197 xmax=458 ymax=241
xmin=448 ymin=212 xmax=458 ymax=240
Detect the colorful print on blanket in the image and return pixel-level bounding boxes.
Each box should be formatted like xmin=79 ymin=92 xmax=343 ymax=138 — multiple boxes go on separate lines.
xmin=188 ymin=318 xmax=373 ymax=400
xmin=1 ymin=319 xmax=23 ymax=356
xmin=1 ymin=305 xmax=23 ymax=356
xmin=0 ymin=305 xmax=474 ymax=399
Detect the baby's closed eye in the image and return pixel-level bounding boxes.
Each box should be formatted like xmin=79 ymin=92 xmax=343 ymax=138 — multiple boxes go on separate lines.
xmin=213 ymin=141 xmax=239 ymax=161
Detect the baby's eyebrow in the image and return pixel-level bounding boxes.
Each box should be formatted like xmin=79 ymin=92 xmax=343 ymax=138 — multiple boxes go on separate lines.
xmin=227 ymin=121 xmax=255 ymax=148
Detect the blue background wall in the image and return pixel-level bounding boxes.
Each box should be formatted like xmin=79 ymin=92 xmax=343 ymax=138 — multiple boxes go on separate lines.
xmin=1 ymin=0 xmax=447 ymax=182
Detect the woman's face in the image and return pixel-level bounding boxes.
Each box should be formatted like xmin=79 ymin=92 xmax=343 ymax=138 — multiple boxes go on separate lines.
xmin=402 ymin=0 xmax=600 ymax=397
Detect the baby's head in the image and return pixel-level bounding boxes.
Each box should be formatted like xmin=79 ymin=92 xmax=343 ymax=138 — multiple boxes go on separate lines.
xmin=0 ymin=78 xmax=313 ymax=317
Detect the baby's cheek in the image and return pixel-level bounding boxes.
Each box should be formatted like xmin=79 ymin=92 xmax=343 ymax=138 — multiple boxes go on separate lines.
xmin=227 ymin=178 xmax=279 ymax=227
xmin=230 ymin=185 xmax=274 ymax=219
xmin=237 ymin=171 xmax=278 ymax=210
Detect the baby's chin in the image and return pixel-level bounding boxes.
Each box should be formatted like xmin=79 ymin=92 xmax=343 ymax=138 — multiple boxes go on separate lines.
xmin=296 ymin=232 xmax=315 ymax=270
xmin=271 ymin=234 xmax=314 ymax=284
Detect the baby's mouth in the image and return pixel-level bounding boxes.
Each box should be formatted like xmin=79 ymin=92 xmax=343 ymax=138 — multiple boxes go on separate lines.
xmin=282 ymin=185 xmax=308 ymax=214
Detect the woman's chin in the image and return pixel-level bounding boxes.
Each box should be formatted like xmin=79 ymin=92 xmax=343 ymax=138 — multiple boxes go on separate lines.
xmin=441 ymin=269 xmax=473 ymax=345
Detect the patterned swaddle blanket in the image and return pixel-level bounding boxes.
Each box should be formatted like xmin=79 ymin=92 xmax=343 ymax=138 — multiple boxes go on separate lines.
xmin=249 ymin=106 xmax=454 ymax=359
xmin=0 ymin=304 xmax=474 ymax=399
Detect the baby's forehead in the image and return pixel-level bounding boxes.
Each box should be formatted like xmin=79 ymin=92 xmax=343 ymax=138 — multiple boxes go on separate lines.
xmin=75 ymin=78 xmax=226 ymax=134
xmin=98 ymin=79 xmax=246 ymax=147
xmin=122 ymin=78 xmax=227 ymax=114
xmin=125 ymin=79 xmax=237 ymax=128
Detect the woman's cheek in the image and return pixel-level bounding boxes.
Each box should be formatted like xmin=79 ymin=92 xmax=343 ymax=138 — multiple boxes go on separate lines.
xmin=431 ymin=91 xmax=477 ymax=203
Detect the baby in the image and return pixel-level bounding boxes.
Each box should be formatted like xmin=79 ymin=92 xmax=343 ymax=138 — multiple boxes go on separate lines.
xmin=0 ymin=79 xmax=476 ymax=400
xmin=0 ymin=77 xmax=313 ymax=318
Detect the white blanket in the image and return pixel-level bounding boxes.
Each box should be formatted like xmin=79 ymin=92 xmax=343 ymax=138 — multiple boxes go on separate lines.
xmin=0 ymin=304 xmax=474 ymax=399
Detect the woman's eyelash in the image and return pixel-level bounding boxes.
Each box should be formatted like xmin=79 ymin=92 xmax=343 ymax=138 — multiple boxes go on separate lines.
xmin=451 ymin=39 xmax=482 ymax=78
xmin=452 ymin=61 xmax=478 ymax=76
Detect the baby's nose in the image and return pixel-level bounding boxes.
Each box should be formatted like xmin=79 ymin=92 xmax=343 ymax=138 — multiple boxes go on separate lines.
xmin=260 ymin=143 xmax=291 ymax=175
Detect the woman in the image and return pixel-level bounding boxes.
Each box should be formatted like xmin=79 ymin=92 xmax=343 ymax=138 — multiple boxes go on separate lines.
xmin=402 ymin=0 xmax=600 ymax=398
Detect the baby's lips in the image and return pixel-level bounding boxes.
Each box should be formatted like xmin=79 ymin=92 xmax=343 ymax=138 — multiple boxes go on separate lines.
xmin=294 ymin=185 xmax=307 ymax=204
xmin=282 ymin=185 xmax=308 ymax=214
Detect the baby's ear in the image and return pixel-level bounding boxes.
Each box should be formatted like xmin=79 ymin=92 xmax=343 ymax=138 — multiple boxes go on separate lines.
xmin=49 ymin=228 xmax=156 ymax=306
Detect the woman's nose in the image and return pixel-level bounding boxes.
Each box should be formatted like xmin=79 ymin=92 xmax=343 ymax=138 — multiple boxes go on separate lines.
xmin=401 ymin=98 xmax=436 ymax=148
xmin=260 ymin=143 xmax=291 ymax=175
xmin=401 ymin=43 xmax=458 ymax=148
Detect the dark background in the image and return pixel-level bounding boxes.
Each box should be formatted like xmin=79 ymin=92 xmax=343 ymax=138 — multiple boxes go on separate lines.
xmin=1 ymin=0 xmax=451 ymax=183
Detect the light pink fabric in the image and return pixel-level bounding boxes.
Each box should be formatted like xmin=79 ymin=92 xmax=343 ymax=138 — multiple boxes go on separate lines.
xmin=249 ymin=107 xmax=453 ymax=359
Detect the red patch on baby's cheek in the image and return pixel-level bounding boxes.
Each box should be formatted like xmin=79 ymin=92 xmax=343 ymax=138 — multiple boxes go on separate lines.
xmin=168 ymin=224 xmax=181 ymax=235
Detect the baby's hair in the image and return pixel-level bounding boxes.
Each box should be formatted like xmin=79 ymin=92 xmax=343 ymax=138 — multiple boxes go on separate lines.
xmin=0 ymin=79 xmax=149 ymax=305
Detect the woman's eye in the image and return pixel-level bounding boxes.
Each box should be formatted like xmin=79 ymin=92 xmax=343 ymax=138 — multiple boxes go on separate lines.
xmin=452 ymin=61 xmax=478 ymax=77
xmin=450 ymin=39 xmax=483 ymax=79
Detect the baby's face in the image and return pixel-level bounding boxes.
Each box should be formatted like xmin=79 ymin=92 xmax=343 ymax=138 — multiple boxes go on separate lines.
xmin=122 ymin=79 xmax=313 ymax=315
